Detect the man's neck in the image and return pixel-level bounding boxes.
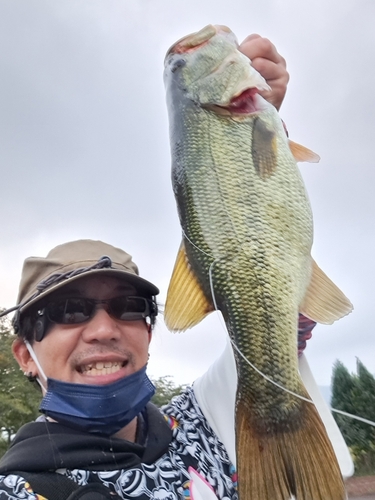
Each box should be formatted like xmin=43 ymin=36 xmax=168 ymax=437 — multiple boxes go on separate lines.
xmin=112 ymin=416 xmax=138 ymax=442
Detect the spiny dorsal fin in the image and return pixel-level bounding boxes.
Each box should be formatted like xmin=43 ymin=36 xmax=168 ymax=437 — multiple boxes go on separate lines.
xmin=252 ymin=117 xmax=278 ymax=179
xmin=164 ymin=241 xmax=214 ymax=332
xmin=289 ymin=140 xmax=320 ymax=163
xmin=299 ymin=259 xmax=353 ymax=324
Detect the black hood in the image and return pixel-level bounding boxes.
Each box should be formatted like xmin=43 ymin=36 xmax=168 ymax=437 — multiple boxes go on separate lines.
xmin=0 ymin=403 xmax=172 ymax=473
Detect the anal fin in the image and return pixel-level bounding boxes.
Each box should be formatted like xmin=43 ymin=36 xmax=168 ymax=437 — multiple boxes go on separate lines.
xmin=300 ymin=259 xmax=353 ymax=324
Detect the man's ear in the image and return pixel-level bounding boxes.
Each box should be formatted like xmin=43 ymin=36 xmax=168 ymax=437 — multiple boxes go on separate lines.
xmin=12 ymin=338 xmax=36 ymax=375
xmin=147 ymin=324 xmax=152 ymax=341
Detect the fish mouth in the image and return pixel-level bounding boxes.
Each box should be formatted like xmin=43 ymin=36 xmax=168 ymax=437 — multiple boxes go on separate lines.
xmin=205 ymin=88 xmax=264 ymax=116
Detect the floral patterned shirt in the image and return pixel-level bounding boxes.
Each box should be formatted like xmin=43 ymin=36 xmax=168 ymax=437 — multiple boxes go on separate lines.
xmin=0 ymin=387 xmax=238 ymax=500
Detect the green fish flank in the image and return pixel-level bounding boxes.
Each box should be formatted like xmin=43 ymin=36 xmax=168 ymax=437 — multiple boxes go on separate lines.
xmin=168 ymin=46 xmax=312 ymax=429
xmin=178 ymin=103 xmax=311 ymax=428
xmin=164 ymin=25 xmax=346 ymax=500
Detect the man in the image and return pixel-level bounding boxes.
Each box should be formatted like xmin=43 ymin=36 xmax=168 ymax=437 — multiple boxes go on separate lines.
xmin=0 ymin=39 xmax=351 ymax=500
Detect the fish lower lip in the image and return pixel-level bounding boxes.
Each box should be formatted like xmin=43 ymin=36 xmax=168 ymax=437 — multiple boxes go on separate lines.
xmin=205 ymin=89 xmax=261 ymax=116
xmin=226 ymin=88 xmax=260 ymax=114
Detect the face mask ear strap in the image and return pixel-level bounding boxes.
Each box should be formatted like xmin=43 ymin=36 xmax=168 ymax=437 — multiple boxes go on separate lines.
xmin=24 ymin=340 xmax=48 ymax=391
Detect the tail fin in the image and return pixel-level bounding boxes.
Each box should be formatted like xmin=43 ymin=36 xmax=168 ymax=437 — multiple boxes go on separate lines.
xmin=236 ymin=397 xmax=347 ymax=499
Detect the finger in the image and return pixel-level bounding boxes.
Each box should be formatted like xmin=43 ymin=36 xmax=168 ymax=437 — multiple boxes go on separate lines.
xmin=240 ymin=33 xmax=262 ymax=44
xmin=251 ymin=57 xmax=288 ymax=83
xmin=258 ymin=78 xmax=289 ymax=110
xmin=239 ymin=36 xmax=284 ymax=66
xmin=238 ymin=35 xmax=289 ymax=111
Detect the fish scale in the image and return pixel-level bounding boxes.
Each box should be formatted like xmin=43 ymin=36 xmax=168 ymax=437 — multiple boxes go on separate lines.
xmin=164 ymin=24 xmax=351 ymax=499
xmin=177 ymin=102 xmax=310 ymax=425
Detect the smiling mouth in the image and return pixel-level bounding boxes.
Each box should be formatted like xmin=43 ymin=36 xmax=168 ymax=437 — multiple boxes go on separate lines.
xmin=80 ymin=361 xmax=126 ymax=376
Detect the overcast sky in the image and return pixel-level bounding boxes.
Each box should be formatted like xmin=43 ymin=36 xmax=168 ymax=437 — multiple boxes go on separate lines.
xmin=0 ymin=0 xmax=374 ymax=388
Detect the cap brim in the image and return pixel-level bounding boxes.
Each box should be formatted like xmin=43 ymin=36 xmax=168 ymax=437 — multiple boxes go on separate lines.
xmin=20 ymin=268 xmax=159 ymax=314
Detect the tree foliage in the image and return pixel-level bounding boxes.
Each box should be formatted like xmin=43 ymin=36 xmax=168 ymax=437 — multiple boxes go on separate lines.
xmin=151 ymin=375 xmax=187 ymax=408
xmin=0 ymin=314 xmax=40 ymax=453
xmin=332 ymin=358 xmax=375 ymax=475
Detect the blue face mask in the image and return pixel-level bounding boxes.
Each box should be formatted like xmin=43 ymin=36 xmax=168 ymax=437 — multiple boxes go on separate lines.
xmin=39 ymin=365 xmax=155 ymax=436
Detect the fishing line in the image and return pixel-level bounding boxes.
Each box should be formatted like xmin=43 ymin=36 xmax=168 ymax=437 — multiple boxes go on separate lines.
xmin=230 ymin=335 xmax=375 ymax=427
xmin=330 ymin=409 xmax=375 ymax=427
xmin=208 ymin=261 xmax=219 ymax=311
xmin=228 ymin=336 xmax=314 ymax=404
xmin=207 ymin=260 xmax=375 ymax=428
xmin=181 ymin=229 xmax=215 ymax=258
xmin=178 ymin=227 xmax=375 ymax=427
xmin=208 ymin=260 xmax=313 ymax=404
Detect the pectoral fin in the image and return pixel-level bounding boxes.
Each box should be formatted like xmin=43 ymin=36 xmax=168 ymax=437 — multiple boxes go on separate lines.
xmin=299 ymin=259 xmax=353 ymax=324
xmin=252 ymin=117 xmax=278 ymax=179
xmin=164 ymin=242 xmax=214 ymax=332
xmin=289 ymin=140 xmax=320 ymax=163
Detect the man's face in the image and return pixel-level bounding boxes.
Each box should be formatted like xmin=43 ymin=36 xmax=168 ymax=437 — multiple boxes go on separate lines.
xmin=16 ymin=275 xmax=152 ymax=386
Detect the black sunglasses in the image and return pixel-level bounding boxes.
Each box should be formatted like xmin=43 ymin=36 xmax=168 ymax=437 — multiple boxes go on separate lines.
xmin=42 ymin=296 xmax=155 ymax=325
xmin=30 ymin=295 xmax=158 ymax=341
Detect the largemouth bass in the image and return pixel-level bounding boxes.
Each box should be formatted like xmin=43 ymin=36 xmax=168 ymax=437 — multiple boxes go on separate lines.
xmin=163 ymin=25 xmax=352 ymax=500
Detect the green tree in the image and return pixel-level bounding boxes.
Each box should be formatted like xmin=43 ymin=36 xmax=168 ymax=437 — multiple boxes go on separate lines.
xmin=0 ymin=314 xmax=40 ymax=455
xmin=331 ymin=360 xmax=357 ymax=447
xmin=353 ymin=359 xmax=375 ymax=444
xmin=331 ymin=358 xmax=375 ymax=475
xmin=151 ymin=375 xmax=187 ymax=407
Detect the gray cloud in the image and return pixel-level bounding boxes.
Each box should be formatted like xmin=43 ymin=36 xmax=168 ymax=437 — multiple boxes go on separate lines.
xmin=0 ymin=0 xmax=374 ymax=386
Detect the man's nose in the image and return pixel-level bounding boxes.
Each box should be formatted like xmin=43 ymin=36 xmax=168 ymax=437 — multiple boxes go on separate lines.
xmin=80 ymin=307 xmax=121 ymax=343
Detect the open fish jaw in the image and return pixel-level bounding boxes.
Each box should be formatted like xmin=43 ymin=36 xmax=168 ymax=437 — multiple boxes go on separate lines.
xmin=164 ymin=24 xmax=270 ymax=110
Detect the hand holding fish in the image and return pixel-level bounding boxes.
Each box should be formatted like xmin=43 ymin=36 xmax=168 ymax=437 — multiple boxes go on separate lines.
xmin=239 ymin=34 xmax=289 ymax=110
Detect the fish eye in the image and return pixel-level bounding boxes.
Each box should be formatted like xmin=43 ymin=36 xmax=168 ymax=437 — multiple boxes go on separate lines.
xmin=170 ymin=58 xmax=186 ymax=73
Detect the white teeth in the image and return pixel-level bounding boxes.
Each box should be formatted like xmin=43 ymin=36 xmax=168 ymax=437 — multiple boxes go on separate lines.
xmin=81 ymin=361 xmax=122 ymax=375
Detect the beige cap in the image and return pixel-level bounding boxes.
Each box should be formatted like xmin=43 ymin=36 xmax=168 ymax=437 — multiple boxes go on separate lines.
xmin=16 ymin=239 xmax=159 ymax=314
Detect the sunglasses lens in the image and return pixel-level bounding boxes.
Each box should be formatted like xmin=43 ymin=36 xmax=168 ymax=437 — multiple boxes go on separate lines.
xmin=110 ymin=296 xmax=149 ymax=321
xmin=44 ymin=296 xmax=151 ymax=325
xmin=47 ymin=298 xmax=94 ymax=324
